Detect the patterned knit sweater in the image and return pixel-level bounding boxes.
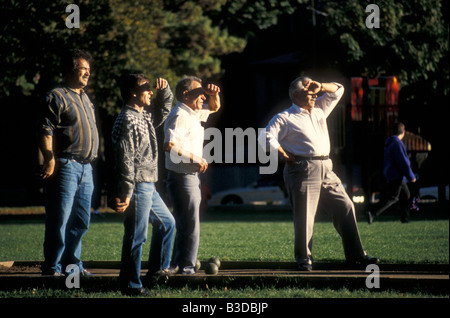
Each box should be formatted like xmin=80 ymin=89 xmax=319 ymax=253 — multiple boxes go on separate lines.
xmin=112 ymin=87 xmax=173 ymax=199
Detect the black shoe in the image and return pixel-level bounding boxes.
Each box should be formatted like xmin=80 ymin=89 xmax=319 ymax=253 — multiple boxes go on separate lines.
xmin=121 ymin=287 xmax=151 ymax=296
xmin=297 ymin=263 xmax=312 ymax=271
xmin=347 ymin=255 xmax=380 ymax=265
xmin=367 ymin=211 xmax=374 ymax=224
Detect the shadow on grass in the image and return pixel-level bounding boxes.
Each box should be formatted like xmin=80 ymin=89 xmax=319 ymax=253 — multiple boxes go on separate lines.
xmin=0 ymin=201 xmax=447 ymax=224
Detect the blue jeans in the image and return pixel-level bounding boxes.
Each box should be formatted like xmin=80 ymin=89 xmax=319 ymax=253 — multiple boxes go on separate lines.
xmin=120 ymin=182 xmax=175 ymax=289
xmin=42 ymin=158 xmax=94 ymax=274
xmin=166 ymin=171 xmax=201 ymax=274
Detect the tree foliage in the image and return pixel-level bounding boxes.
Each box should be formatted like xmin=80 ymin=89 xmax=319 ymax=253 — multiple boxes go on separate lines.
xmin=0 ymin=0 xmax=126 ymax=113
xmin=323 ymin=0 xmax=449 ymax=96
xmin=159 ymin=1 xmax=246 ymax=78
xmin=0 ymin=0 xmax=248 ymax=114
xmin=1 ymin=0 xmax=448 ymax=115
xmin=207 ymin=0 xmax=306 ymax=36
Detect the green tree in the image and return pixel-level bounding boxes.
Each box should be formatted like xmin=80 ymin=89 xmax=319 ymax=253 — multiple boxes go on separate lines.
xmin=159 ymin=1 xmax=246 ymax=79
xmin=1 ymin=0 xmax=251 ymax=114
xmin=206 ymin=0 xmax=307 ymax=37
xmin=109 ymin=0 xmax=246 ymax=88
xmin=0 ymin=0 xmax=126 ymax=112
xmin=2 ymin=0 xmax=446 ymax=115
xmin=109 ymin=0 xmax=176 ymax=85
xmin=323 ymin=0 xmax=449 ymax=94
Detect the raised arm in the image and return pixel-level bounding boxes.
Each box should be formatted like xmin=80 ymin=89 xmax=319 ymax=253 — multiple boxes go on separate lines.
xmin=149 ymin=78 xmax=173 ymax=128
xmin=203 ymin=84 xmax=221 ymax=113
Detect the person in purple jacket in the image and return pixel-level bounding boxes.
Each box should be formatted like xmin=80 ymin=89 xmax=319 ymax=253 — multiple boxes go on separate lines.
xmin=368 ymin=122 xmax=416 ymax=224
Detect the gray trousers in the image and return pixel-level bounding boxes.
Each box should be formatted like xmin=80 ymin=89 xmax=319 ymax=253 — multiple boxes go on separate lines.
xmin=284 ymin=159 xmax=366 ymax=265
xmin=166 ymin=171 xmax=201 ymax=272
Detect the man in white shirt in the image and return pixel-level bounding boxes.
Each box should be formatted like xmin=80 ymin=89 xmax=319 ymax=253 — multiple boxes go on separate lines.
xmin=164 ymin=76 xmax=220 ymax=274
xmin=262 ymin=76 xmax=379 ymax=270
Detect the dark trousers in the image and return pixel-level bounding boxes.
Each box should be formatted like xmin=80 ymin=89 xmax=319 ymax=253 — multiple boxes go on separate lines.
xmin=373 ymin=179 xmax=411 ymax=222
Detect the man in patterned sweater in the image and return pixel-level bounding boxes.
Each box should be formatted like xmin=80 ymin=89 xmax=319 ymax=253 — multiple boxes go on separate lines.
xmin=112 ymin=74 xmax=175 ymax=296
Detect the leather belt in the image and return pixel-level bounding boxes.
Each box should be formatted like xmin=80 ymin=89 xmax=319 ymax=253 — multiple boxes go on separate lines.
xmin=294 ymin=155 xmax=329 ymax=161
xmin=60 ymin=155 xmax=94 ymax=164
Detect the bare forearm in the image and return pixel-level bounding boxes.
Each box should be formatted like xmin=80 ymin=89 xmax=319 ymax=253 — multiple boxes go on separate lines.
xmin=307 ymin=81 xmax=340 ymax=94
xmin=204 ymin=84 xmax=221 ymax=113
xmin=278 ymin=146 xmax=295 ymax=164
xmin=39 ymin=134 xmax=55 ymax=179
xmin=164 ymin=142 xmax=196 ymax=162
xmin=39 ymin=135 xmax=54 ymax=162
xmin=208 ymin=94 xmax=221 ymax=113
xmin=164 ymin=141 xmax=208 ymax=172
xmin=320 ymin=82 xmax=340 ymax=93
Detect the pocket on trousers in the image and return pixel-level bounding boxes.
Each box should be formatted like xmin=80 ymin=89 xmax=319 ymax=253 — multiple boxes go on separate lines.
xmin=56 ymin=158 xmax=71 ymax=167
xmin=51 ymin=158 xmax=71 ymax=176
xmin=286 ymin=160 xmax=309 ymax=179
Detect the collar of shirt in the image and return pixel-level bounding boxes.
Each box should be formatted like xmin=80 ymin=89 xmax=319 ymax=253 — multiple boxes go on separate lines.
xmin=290 ymin=103 xmax=315 ymax=115
xmin=124 ymin=104 xmax=153 ymax=126
xmin=125 ymin=104 xmax=143 ymax=113
xmin=177 ymin=101 xmax=197 ymax=115
xmin=176 ymin=101 xmax=209 ymax=121
xmin=64 ymin=86 xmax=85 ymax=96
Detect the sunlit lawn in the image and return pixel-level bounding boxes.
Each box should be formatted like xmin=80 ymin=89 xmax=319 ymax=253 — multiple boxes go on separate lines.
xmin=1 ymin=208 xmax=448 ymax=264
xmin=0 ymin=206 xmax=448 ymax=298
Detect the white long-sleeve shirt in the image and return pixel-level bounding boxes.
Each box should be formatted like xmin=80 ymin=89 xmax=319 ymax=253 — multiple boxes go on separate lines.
xmin=262 ymin=83 xmax=344 ymax=157
xmin=164 ymin=101 xmax=210 ymax=173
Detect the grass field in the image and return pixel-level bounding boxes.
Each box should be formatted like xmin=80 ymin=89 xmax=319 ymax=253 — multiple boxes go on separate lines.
xmin=0 ymin=204 xmax=448 ymax=299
